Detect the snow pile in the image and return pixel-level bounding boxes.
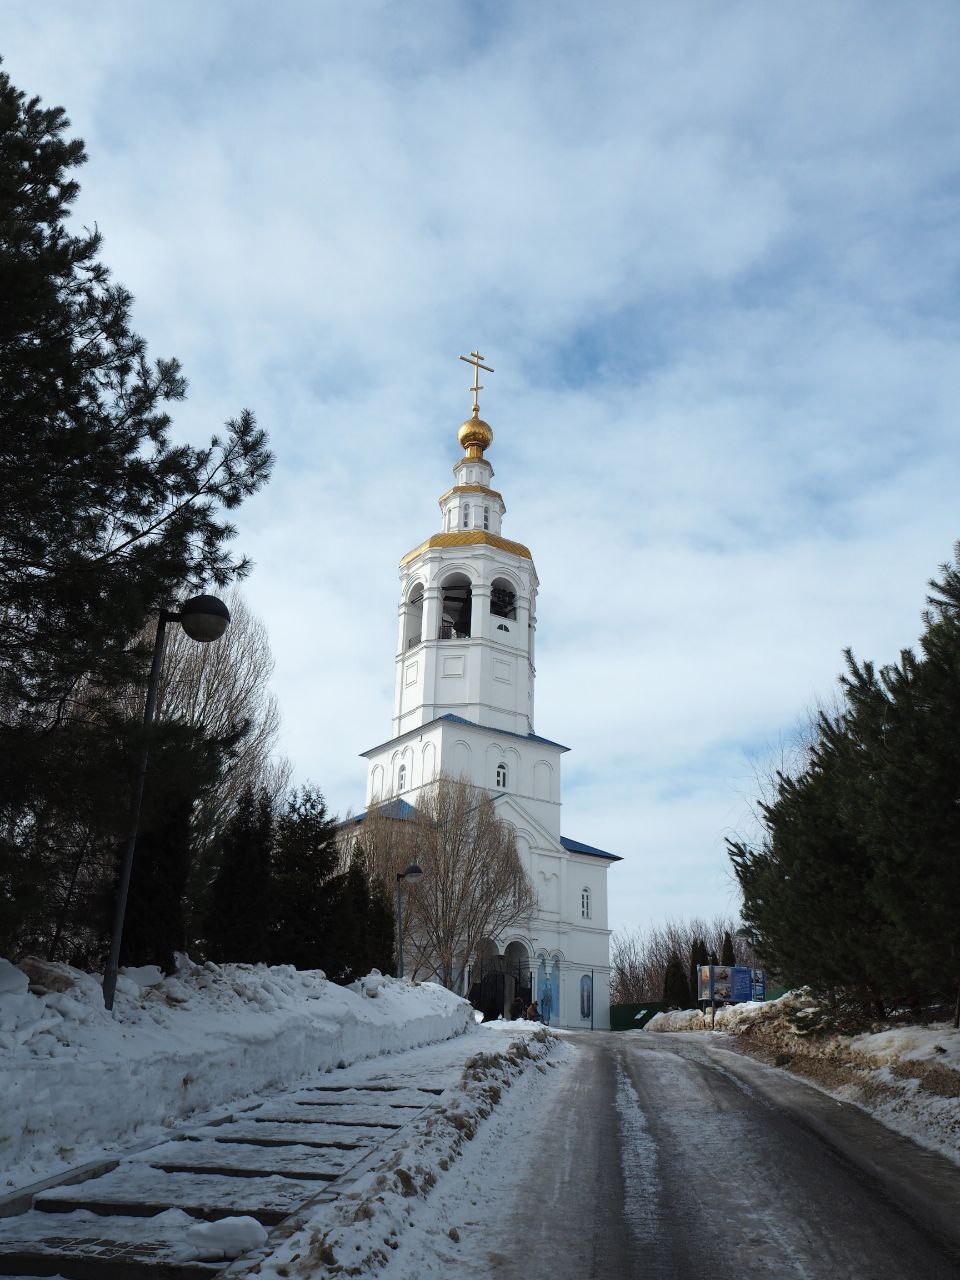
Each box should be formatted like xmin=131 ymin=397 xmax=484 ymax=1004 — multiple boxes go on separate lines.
xmin=646 ymin=993 xmax=960 ymax=1164
xmin=183 ymin=1214 xmax=268 ymax=1261
xmin=645 ymin=1007 xmax=708 ymax=1032
xmin=1 ymin=955 xmax=472 ymax=1191
xmin=237 ymin=1029 xmax=561 ymax=1279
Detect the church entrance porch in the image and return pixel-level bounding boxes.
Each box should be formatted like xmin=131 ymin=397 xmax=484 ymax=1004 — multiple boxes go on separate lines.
xmin=467 ymin=944 xmax=532 ymax=1021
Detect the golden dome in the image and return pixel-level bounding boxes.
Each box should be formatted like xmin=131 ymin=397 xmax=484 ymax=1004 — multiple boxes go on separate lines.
xmin=458 ymin=412 xmax=493 ymax=459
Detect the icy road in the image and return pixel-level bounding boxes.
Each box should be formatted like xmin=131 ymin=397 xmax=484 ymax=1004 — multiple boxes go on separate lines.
xmin=384 ymin=1029 xmax=960 ymax=1280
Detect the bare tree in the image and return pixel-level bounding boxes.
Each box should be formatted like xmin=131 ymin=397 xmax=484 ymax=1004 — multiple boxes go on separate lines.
xmin=129 ymin=586 xmax=290 ymax=845
xmin=611 ymin=916 xmax=755 ymax=1004
xmin=350 ymin=776 xmax=537 ymax=990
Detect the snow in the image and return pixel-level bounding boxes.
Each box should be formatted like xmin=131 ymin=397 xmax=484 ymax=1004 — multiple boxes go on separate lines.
xmin=233 ymin=1026 xmax=565 ymax=1279
xmin=646 ymin=994 xmax=960 ymax=1165
xmin=182 ymin=1214 xmax=267 ymax=1261
xmin=1 ymin=954 xmax=472 ymax=1192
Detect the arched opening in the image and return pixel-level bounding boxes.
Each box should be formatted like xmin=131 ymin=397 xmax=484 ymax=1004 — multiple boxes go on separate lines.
xmin=504 ymin=940 xmax=532 ymax=1014
xmin=490 ymin=576 xmax=517 ymax=620
xmin=495 ymin=761 xmax=508 ymax=789
xmin=404 ymin=583 xmax=423 ymax=649
xmin=439 ymin=572 xmax=472 ymax=639
xmin=483 ymin=505 xmax=490 ymax=530
xmin=397 ymin=763 xmax=407 ymax=792
xmin=581 ymin=886 xmax=591 ymax=920
xmin=461 ymin=503 xmax=470 ymax=528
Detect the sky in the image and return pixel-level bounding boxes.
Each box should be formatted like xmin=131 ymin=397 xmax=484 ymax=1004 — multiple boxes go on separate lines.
xmin=5 ymin=2 xmax=960 ymax=934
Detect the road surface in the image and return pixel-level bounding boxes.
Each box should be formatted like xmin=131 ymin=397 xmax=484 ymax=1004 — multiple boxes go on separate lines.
xmin=472 ymin=1030 xmax=960 ymax=1280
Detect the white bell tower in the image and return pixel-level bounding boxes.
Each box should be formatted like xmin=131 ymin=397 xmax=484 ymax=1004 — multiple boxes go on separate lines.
xmin=358 ymin=352 xmax=619 ymax=1030
xmin=393 ymin=370 xmax=538 ymax=741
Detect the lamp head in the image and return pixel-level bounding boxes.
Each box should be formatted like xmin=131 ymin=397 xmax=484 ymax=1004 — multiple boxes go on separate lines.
xmin=179 ymin=594 xmax=230 ymax=643
xmin=400 ymin=862 xmax=424 ymax=884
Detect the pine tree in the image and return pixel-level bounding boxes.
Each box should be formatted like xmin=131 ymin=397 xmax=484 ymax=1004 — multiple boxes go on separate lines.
xmin=269 ymin=787 xmax=340 ymax=971
xmin=365 ymin=878 xmax=396 ymax=976
xmin=662 ymin=950 xmax=692 ymax=1009
xmin=204 ymin=787 xmax=274 ymax=962
xmin=0 ymin=66 xmax=271 ymax=722
xmin=0 ymin=64 xmax=272 ymax=960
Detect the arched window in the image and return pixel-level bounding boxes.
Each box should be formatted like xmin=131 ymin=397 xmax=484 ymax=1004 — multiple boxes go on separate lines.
xmin=483 ymin=506 xmax=490 ymax=530
xmin=404 ymin=583 xmax=423 ymax=650
xmin=397 ymin=763 xmax=407 ymax=792
xmin=495 ymin=762 xmax=507 ymax=789
xmin=490 ymin=577 xmax=517 ymax=620
xmin=581 ymin=887 xmax=591 ymax=920
xmin=439 ymin=573 xmax=472 ymax=639
xmin=462 ymin=503 xmax=470 ymax=528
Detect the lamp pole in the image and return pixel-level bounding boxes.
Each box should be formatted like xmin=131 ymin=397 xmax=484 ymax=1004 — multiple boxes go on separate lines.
xmin=394 ymin=862 xmax=423 ymax=979
xmin=102 ymin=595 xmax=230 ymax=1012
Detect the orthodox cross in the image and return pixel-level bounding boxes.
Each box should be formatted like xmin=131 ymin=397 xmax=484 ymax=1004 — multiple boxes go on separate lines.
xmin=459 ymin=350 xmax=494 ymax=415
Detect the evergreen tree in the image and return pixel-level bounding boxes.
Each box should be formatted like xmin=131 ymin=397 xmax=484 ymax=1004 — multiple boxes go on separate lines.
xmin=319 ymin=859 xmax=369 ymax=983
xmin=121 ymin=722 xmax=226 ymax=971
xmin=662 ymin=950 xmax=692 ymax=1009
xmin=0 ymin=64 xmax=271 ymax=960
xmin=204 ymin=787 xmax=274 ymax=962
xmin=730 ymin=541 xmax=960 ymax=1022
xmin=720 ymin=930 xmax=736 ymax=966
xmin=269 ymin=787 xmax=339 ymax=971
xmin=365 ymin=877 xmax=396 ymax=976
xmin=0 ymin=65 xmax=271 ymax=722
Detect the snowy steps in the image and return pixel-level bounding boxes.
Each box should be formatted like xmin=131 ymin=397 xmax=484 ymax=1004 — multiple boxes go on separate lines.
xmin=0 ymin=1083 xmax=444 ymax=1277
xmin=0 ymin=1207 xmax=221 ymax=1278
xmin=36 ymin=1166 xmax=328 ymax=1224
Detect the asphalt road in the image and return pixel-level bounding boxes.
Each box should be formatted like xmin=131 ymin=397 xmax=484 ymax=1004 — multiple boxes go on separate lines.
xmin=487 ymin=1030 xmax=960 ymax=1280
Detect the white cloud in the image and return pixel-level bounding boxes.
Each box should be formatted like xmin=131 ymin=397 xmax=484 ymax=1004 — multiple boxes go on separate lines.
xmin=5 ymin=1 xmax=960 ymax=931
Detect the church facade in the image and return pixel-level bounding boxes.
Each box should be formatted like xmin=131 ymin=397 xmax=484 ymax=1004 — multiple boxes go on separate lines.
xmin=359 ymin=355 xmax=620 ymax=1029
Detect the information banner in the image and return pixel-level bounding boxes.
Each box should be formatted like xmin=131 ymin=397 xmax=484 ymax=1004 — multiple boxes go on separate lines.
xmin=697 ymin=964 xmax=764 ymax=1004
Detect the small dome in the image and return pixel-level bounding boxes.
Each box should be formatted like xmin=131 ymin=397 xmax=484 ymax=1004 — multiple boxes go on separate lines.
xmin=458 ymin=413 xmax=493 ymax=456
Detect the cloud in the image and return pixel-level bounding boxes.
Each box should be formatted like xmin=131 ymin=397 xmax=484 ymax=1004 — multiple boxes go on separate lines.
xmin=4 ymin=1 xmax=960 ymax=931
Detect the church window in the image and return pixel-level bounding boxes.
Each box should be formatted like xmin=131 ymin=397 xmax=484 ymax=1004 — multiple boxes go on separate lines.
xmin=496 ymin=762 xmax=508 ymax=789
xmin=404 ymin=584 xmax=423 ymax=650
xmin=462 ymin=503 xmax=470 ymax=528
xmin=490 ymin=578 xmax=517 ymax=620
xmin=483 ymin=506 xmax=490 ymax=530
xmin=581 ymin=887 xmax=591 ymax=920
xmin=397 ymin=763 xmax=407 ymax=792
xmin=439 ymin=573 xmax=472 ymax=638
xmin=496 ymin=623 xmax=510 ymax=633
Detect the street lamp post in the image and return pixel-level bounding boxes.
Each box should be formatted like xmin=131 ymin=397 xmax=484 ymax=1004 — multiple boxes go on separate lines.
xmin=102 ymin=595 xmax=231 ymax=1012
xmin=394 ymin=862 xmax=423 ymax=979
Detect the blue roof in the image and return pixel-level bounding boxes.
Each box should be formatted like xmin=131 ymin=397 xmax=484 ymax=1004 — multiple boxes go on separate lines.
xmin=342 ymin=797 xmax=418 ymax=826
xmin=560 ymin=836 xmax=623 ymax=862
xmin=361 ymin=713 xmax=569 ymax=758
xmin=342 ymin=802 xmax=622 ymax=864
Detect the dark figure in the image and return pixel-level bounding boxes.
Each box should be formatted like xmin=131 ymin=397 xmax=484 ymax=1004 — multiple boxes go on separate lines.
xmin=526 ymin=1000 xmax=540 ymax=1021
xmin=510 ymin=995 xmax=525 ymax=1020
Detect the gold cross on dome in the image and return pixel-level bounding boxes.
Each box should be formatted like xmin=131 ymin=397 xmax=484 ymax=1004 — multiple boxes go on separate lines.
xmin=459 ymin=350 xmax=494 ymax=415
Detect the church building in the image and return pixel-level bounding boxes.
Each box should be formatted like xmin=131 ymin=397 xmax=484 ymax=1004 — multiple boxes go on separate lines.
xmin=359 ymin=353 xmax=621 ymax=1030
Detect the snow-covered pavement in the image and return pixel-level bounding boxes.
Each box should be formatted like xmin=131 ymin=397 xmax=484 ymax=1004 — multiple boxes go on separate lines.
xmin=1 ymin=957 xmax=472 ymax=1193
xmin=1 ymin=1029 xmax=535 ymax=1280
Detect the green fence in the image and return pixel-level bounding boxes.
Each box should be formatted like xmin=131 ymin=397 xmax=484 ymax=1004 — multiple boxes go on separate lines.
xmin=610 ymin=1000 xmax=666 ymax=1030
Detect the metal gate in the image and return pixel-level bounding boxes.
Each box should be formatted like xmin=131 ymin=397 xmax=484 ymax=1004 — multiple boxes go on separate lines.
xmin=468 ymin=957 xmax=532 ymax=1020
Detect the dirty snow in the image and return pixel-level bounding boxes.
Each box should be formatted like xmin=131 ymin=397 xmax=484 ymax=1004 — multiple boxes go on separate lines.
xmin=646 ymin=994 xmax=960 ymax=1164
xmin=0 ymin=955 xmax=471 ymax=1191
xmin=231 ymin=1023 xmax=566 ymax=1279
